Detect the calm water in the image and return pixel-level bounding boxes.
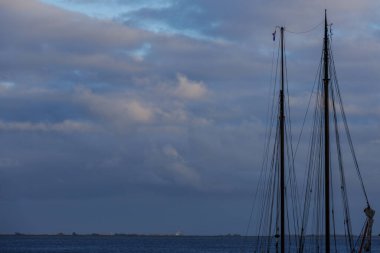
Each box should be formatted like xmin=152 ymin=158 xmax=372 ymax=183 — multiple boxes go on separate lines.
xmin=0 ymin=235 xmax=379 ymax=253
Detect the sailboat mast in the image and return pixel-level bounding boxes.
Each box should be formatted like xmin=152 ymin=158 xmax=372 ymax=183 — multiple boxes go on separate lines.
xmin=280 ymin=26 xmax=285 ymax=253
xmin=323 ymin=10 xmax=330 ymax=253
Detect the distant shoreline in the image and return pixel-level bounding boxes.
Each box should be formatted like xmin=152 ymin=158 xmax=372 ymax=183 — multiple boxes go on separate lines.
xmin=0 ymin=233 xmax=242 ymax=237
xmin=0 ymin=233 xmax=370 ymax=237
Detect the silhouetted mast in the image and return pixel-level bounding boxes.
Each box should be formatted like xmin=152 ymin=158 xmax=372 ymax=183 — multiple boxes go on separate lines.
xmin=323 ymin=10 xmax=330 ymax=253
xmin=280 ymin=26 xmax=285 ymax=253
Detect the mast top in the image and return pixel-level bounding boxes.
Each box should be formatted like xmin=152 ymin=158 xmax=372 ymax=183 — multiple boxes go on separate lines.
xmin=324 ymin=10 xmax=328 ymax=37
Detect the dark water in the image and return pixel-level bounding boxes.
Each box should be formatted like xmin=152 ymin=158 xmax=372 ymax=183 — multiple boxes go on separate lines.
xmin=0 ymin=235 xmax=379 ymax=253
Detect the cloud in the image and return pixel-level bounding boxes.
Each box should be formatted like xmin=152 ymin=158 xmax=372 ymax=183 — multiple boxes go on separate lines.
xmin=173 ymin=74 xmax=207 ymax=100
xmin=165 ymin=162 xmax=201 ymax=188
xmin=41 ymin=0 xmax=174 ymax=20
xmin=0 ymin=81 xmax=15 ymax=93
xmin=0 ymin=120 xmax=97 ymax=133
xmin=75 ymin=88 xmax=155 ymax=125
xmin=163 ymin=145 xmax=180 ymax=158
xmin=0 ymin=81 xmax=14 ymax=89
xmin=0 ymin=0 xmax=151 ymax=89
xmin=162 ymin=145 xmax=201 ymax=187
xmin=0 ymin=0 xmax=376 ymax=194
xmin=126 ymin=100 xmax=154 ymax=122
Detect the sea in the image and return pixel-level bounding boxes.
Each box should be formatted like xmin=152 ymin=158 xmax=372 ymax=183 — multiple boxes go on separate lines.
xmin=0 ymin=235 xmax=379 ymax=253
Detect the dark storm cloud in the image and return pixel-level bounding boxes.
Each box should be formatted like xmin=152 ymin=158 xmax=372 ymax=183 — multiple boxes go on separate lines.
xmin=0 ymin=0 xmax=378 ymax=234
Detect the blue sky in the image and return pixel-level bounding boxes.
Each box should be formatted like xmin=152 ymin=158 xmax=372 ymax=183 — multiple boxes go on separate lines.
xmin=0 ymin=0 xmax=379 ymax=235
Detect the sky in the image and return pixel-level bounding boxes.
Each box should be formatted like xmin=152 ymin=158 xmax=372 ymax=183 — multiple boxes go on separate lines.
xmin=0 ymin=0 xmax=379 ymax=235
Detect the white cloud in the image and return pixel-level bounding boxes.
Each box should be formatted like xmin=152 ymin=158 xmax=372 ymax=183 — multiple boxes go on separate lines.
xmin=163 ymin=145 xmax=180 ymax=158
xmin=174 ymin=74 xmax=207 ymax=100
xmin=40 ymin=0 xmax=173 ymax=20
xmin=76 ymin=88 xmax=155 ymax=125
xmin=126 ymin=100 xmax=154 ymax=122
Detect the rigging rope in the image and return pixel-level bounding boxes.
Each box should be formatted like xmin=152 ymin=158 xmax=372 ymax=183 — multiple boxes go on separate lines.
xmin=329 ymin=42 xmax=370 ymax=206
xmin=285 ymin=21 xmax=324 ymax=35
xmin=331 ymin=81 xmax=354 ymax=252
xmin=297 ymin=29 xmax=374 ymax=253
xmin=242 ymin=34 xmax=280 ymax=253
xmin=245 ymin=27 xmax=304 ymax=253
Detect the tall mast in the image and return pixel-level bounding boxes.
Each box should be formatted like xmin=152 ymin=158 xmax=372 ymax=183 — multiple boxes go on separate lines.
xmin=280 ymin=26 xmax=285 ymax=253
xmin=323 ymin=10 xmax=330 ymax=253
